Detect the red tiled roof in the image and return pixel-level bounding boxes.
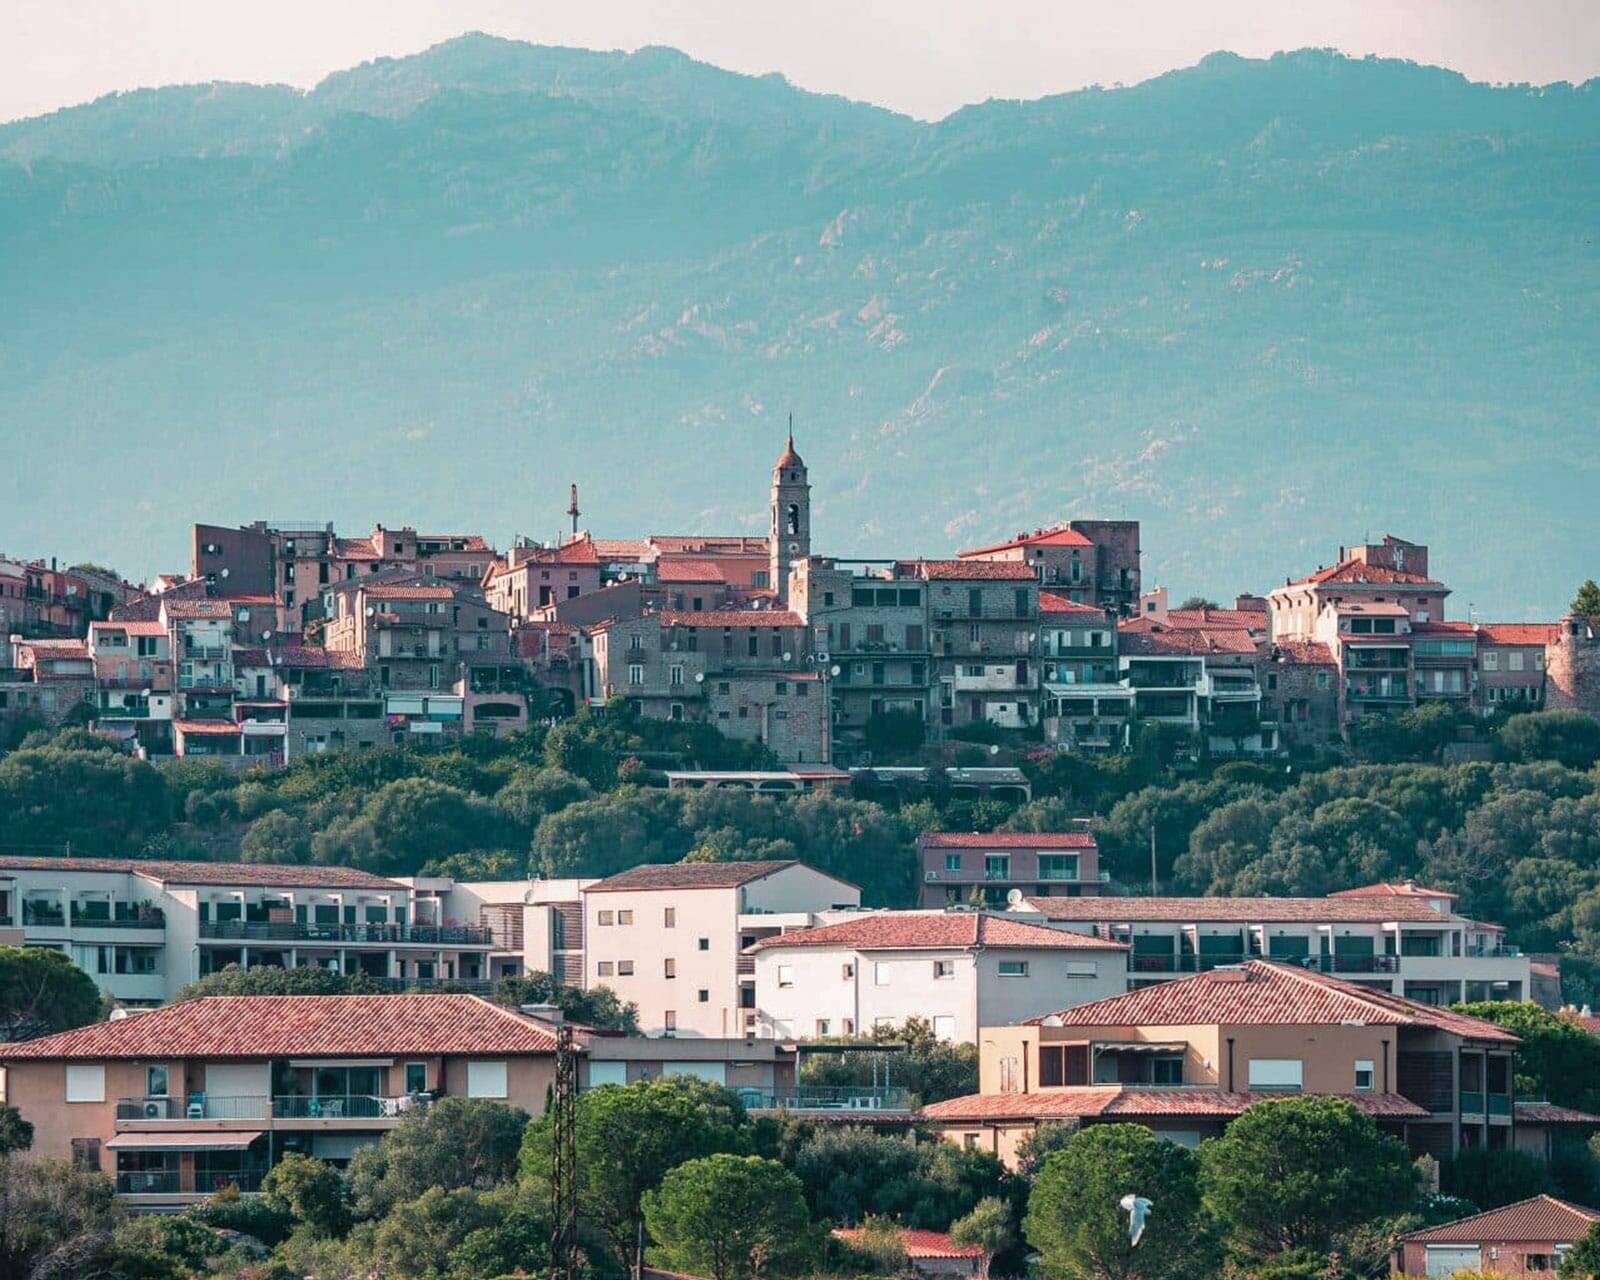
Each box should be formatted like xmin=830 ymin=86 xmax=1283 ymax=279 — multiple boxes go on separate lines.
xmin=231 ymin=647 xmax=271 ymax=666
xmin=750 ymin=911 xmax=1123 ymax=953
xmin=959 ymin=526 xmax=1094 ymax=557
xmin=273 ymin=645 xmax=367 ymax=670
xmin=921 ymin=831 xmax=1097 ymax=850
xmin=1329 ymin=880 xmax=1456 ymax=901
xmin=1269 ymin=640 xmax=1337 ymax=666
xmin=0 ymin=856 xmax=399 ymax=890
xmin=1516 ymin=1101 xmax=1600 ymax=1125
xmin=89 ymin=620 xmax=167 ymax=637
xmin=920 ymin=1087 xmax=1427 ymax=1123
xmin=1023 ymin=895 xmax=1456 ymax=924
xmin=656 ymin=560 xmax=727 ymax=583
xmin=1163 ymin=608 xmax=1268 ymax=631
xmin=834 ymin=1228 xmax=984 ymax=1260
xmin=1478 ymin=622 xmax=1561 ymax=647
xmin=593 ymin=539 xmax=652 ymax=560
xmin=218 ymin=593 xmax=276 ymax=606
xmin=1116 ymin=622 xmax=1259 ymax=656
xmin=174 ymin=719 xmax=242 ymax=736
xmin=587 ymin=860 xmax=855 ymax=893
xmin=334 ymin=537 xmax=381 ymax=561
xmin=1286 ymin=559 xmax=1444 ymax=588
xmin=1023 ymin=960 xmax=1519 ymax=1042
xmin=657 ymin=610 xmax=803 ymax=628
xmin=362 ymin=584 xmax=455 ymax=601
xmin=1399 ymin=1196 xmax=1600 ymax=1245
xmin=1040 ymin=592 xmax=1108 ymax=616
xmin=0 ymin=994 xmax=562 ymax=1060
xmin=160 ymin=599 xmax=233 ymax=619
xmin=899 ymin=559 xmax=1039 ymax=581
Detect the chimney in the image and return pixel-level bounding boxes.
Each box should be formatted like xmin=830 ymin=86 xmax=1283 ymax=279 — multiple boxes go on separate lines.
xmin=520 ymin=1002 xmax=564 ymax=1024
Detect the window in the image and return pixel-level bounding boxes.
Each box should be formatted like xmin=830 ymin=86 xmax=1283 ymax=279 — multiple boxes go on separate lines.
xmin=71 ymin=1138 xmax=101 ymax=1170
xmin=664 ymin=1010 xmax=677 ymax=1032
xmin=999 ymin=1055 xmax=1019 ymax=1093
xmin=963 ymin=1133 xmax=980 ymax=1151
xmin=146 ymin=1066 xmax=169 ymax=1097
xmin=933 ymin=959 xmax=955 ymax=979
xmin=1483 ymin=651 xmax=1499 ymax=671
xmin=1509 ymin=651 xmax=1525 ymax=672
xmin=874 ymin=962 xmax=892 ymax=986
xmin=664 ymin=907 xmax=676 ymax=927
xmin=670 ymin=664 xmax=684 ymax=686
xmin=664 ymin=959 xmax=676 ymax=978
xmin=933 ymin=1015 xmax=956 ymax=1041
xmin=1150 ymin=1056 xmax=1185 ymax=1085
xmin=466 ymin=1061 xmax=508 ymax=1099
xmin=1354 ymin=1060 xmax=1375 ymax=1091
xmin=617 ymin=960 xmax=634 ymax=976
xmin=405 ymin=1063 xmax=427 ymax=1094
xmin=698 ymin=937 xmax=709 ymax=951
xmin=841 ymin=962 xmax=855 ymax=979
xmin=1065 ymin=961 xmax=1098 ymax=978
xmin=628 ymin=663 xmax=644 ymax=686
xmin=874 ymin=1017 xmax=896 ymax=1032
xmin=816 ymin=1019 xmax=831 ymax=1036
xmin=944 ymin=854 xmax=962 ymax=872
xmin=698 ymin=989 xmax=709 ymax=1003
xmin=1315 ymin=670 xmax=1329 ymax=689
xmin=997 ymin=960 xmax=1029 ymax=978
xmin=65 ymin=1064 xmax=105 ymax=1103
xmin=777 ymin=965 xmax=795 ymax=988
xmin=618 ymin=910 xmax=634 ymax=925
xmin=984 ymin=855 xmax=1011 ymax=881
xmin=598 ymin=910 xmax=614 ymax=926
xmin=1247 ymin=1059 xmax=1303 ymax=1091
xmin=597 ymin=962 xmax=614 ymax=977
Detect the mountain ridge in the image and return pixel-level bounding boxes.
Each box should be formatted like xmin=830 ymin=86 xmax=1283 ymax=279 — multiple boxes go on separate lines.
xmin=0 ymin=39 xmax=1595 ymax=615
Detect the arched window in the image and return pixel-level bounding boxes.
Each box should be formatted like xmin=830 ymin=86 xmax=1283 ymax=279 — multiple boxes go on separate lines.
xmin=786 ymin=503 xmax=801 ymax=537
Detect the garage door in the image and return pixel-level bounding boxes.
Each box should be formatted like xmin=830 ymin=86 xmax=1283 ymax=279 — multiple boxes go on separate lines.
xmin=1425 ymin=1245 xmax=1481 ymax=1277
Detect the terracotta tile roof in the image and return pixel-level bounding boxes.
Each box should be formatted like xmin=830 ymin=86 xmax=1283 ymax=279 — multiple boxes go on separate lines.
xmin=230 ymin=647 xmax=271 ymax=666
xmin=587 ymin=859 xmax=856 ymax=893
xmin=1023 ymin=894 xmax=1453 ymax=924
xmin=0 ymin=994 xmax=562 ymax=1060
xmin=1284 ymin=558 xmax=1444 ymax=588
xmin=750 ymin=911 xmax=1123 ymax=953
xmin=1118 ymin=619 xmax=1260 ymax=656
xmin=334 ymin=537 xmax=381 ymax=561
xmin=89 ymin=620 xmax=168 ymax=637
xmin=418 ymin=534 xmax=493 ymax=552
xmin=174 ymin=719 xmax=242 ymax=736
xmin=1023 ymin=960 xmax=1519 ymax=1042
xmin=921 ymin=831 xmax=1097 ymax=850
xmin=920 ymin=1087 xmax=1427 ymax=1123
xmin=1516 ymin=1101 xmax=1600 ymax=1125
xmin=959 ymin=526 xmax=1095 ymax=556
xmin=160 ymin=599 xmax=234 ymax=619
xmin=656 ymin=559 xmax=727 ymax=583
xmin=1400 ymin=1196 xmax=1600 ymax=1245
xmin=1329 ymin=880 xmax=1456 ymax=901
xmin=218 ymin=593 xmax=276 ymax=606
xmin=898 ymin=559 xmax=1039 ymax=582
xmin=1269 ymin=640 xmax=1337 ymax=666
xmin=19 ymin=638 xmax=90 ymax=655
xmin=593 ymin=539 xmax=653 ymax=559
xmin=363 ymin=584 xmax=455 ymax=601
xmin=0 ymin=856 xmax=397 ymax=891
xmin=834 ymin=1228 xmax=984 ymax=1260
xmin=1478 ymin=622 xmax=1561 ymax=646
xmin=274 ymin=645 xmax=367 ymax=670
xmin=657 ymin=610 xmax=803 ymax=628
xmin=1163 ymin=608 xmax=1269 ymax=631
xmin=1040 ymin=592 xmax=1109 ymax=616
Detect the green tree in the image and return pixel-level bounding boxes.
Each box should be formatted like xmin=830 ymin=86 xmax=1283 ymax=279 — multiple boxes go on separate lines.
xmin=111 ymin=1213 xmax=230 ymax=1279
xmin=521 ymin=1077 xmax=750 ymax=1276
xmin=1440 ymin=1147 xmax=1550 ymax=1209
xmin=1178 ymin=597 xmax=1221 ymax=611
xmin=346 ymin=1096 xmax=529 ymax=1219
xmin=0 ymin=744 xmax=169 ymax=854
xmin=1452 ymin=1002 xmax=1600 ymax=1112
xmin=0 ymin=946 xmax=103 ymax=1040
xmin=1024 ymin=1125 xmax=1212 ymax=1280
xmin=0 ymin=1105 xmax=34 ymax=1154
xmin=1561 ymin=1221 xmax=1600 ymax=1278
xmin=862 ymin=709 xmax=927 ymax=761
xmin=356 ymin=1185 xmax=498 ymax=1279
xmin=1014 ymin=1120 xmax=1080 ymax=1180
xmin=1198 ymin=1097 xmax=1416 ymax=1260
xmin=1572 ymin=581 xmax=1600 ymax=617
xmin=643 ymin=1154 xmax=815 ymax=1280
xmin=951 ymin=1195 xmax=1015 ymax=1280
xmin=358 ymin=777 xmax=507 ymax=874
xmin=261 ymin=1152 xmax=351 ymax=1237
xmin=0 ymin=1156 xmax=122 ymax=1278
xmin=239 ymin=809 xmax=313 ymax=864
xmin=174 ymin=962 xmax=384 ymax=1002
xmin=799 ymin=1018 xmax=977 ymax=1105
xmin=494 ymin=971 xmax=637 ymax=1032
xmin=1498 ymin=711 xmax=1600 ymax=770
xmin=788 ymin=1125 xmax=1009 ymax=1229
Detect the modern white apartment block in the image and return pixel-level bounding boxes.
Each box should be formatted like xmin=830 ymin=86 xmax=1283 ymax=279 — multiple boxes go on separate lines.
xmin=751 ymin=910 xmax=1129 ymax=1043
xmin=1016 ymin=880 xmax=1529 ymax=1005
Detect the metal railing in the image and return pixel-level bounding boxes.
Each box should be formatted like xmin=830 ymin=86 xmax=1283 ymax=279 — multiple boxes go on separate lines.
xmin=21 ymin=907 xmax=65 ymax=926
xmin=359 ymin=976 xmax=495 ymax=994
xmin=1313 ymin=954 xmax=1401 ymax=974
xmin=199 ymin=920 xmax=494 ymax=945
xmin=70 ymin=911 xmax=166 ymax=929
xmin=736 ymin=1085 xmax=912 ymax=1112
xmin=272 ymin=1093 xmax=431 ymax=1119
xmin=117 ymin=1169 xmax=266 ymax=1195
xmin=118 ymin=1095 xmax=271 ymax=1121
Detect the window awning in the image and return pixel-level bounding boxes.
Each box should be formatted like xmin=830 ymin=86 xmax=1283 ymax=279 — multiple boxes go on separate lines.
xmin=106 ymin=1131 xmax=264 ymax=1152
xmin=286 ymin=1058 xmax=395 ymax=1068
xmin=1092 ymin=1041 xmax=1188 ymax=1054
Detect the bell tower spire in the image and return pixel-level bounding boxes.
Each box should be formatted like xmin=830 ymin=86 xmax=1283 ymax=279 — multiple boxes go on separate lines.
xmin=769 ymin=417 xmax=810 ymax=604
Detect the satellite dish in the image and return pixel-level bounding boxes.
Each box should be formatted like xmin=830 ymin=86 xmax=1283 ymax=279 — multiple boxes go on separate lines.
xmin=782 ymin=651 xmax=792 ymax=662
xmin=989 ymin=744 xmax=1001 ymax=756
xmin=365 ymin=605 xmax=375 ymax=616
xmin=829 ymin=665 xmax=841 ymax=677
xmin=1006 ymin=888 xmax=1025 ymax=907
xmin=260 ymin=630 xmax=272 ymax=642
xmin=694 ymin=672 xmax=705 ymax=683
xmin=219 ymin=568 xmax=230 ymax=579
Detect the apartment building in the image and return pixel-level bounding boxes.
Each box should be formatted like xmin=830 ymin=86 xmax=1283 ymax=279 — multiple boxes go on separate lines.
xmin=0 ymin=993 xmax=564 ymax=1206
xmin=1117 ymin=618 xmax=1273 ymax=754
xmin=1039 ymin=593 xmax=1127 ymax=751
xmin=581 ymin=860 xmax=861 ymax=1038
xmin=483 ymin=536 xmax=603 ymax=622
xmin=1017 ymin=881 xmax=1530 ymax=1005
xmin=917 ymin=831 xmax=1103 ymax=908
xmin=905 ymin=560 xmax=1040 ymax=733
xmin=88 ymin=620 xmax=174 ymax=753
xmin=751 ymin=910 xmax=1128 ymax=1043
xmin=918 ymin=960 xmax=1588 ymax=1166
xmin=0 ymin=857 xmax=499 ymax=1004
xmin=957 ymin=520 xmax=1141 ymax=614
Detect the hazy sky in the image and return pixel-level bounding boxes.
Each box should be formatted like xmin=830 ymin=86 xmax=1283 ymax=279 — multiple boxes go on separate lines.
xmin=4 ymin=0 xmax=1599 ymax=123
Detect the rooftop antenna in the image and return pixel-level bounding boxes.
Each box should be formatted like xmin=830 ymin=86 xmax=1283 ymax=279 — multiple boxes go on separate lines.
xmin=566 ymin=483 xmax=581 ymax=537
xmin=787 ymin=412 xmax=795 ymax=453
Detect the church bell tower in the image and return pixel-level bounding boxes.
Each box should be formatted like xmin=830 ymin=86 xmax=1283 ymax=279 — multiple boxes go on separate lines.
xmin=769 ymin=419 xmax=810 ymax=604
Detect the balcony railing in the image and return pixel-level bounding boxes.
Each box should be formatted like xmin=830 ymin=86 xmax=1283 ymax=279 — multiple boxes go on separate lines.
xmin=1313 ymin=954 xmax=1402 ymax=975
xmin=1460 ymin=1090 xmax=1484 ymax=1115
xmin=272 ymin=1093 xmax=431 ymax=1119
xmin=118 ymin=1095 xmax=270 ymax=1121
xmin=1131 ymin=952 xmax=1247 ymax=973
xmin=118 ymin=1093 xmax=434 ymax=1122
xmin=21 ymin=906 xmax=65 ymax=926
xmin=70 ymin=910 xmax=166 ymax=929
xmin=117 ymin=1169 xmax=266 ymax=1195
xmin=199 ymin=920 xmax=495 ymax=945
xmin=735 ymin=1085 xmax=912 ymax=1112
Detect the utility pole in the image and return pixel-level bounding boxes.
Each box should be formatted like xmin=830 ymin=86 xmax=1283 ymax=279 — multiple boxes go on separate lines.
xmin=549 ymin=1022 xmax=579 ymax=1280
xmin=1149 ymin=823 xmax=1159 ymax=897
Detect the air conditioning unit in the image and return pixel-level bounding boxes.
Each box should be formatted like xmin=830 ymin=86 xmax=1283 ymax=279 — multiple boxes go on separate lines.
xmin=143 ymin=1100 xmax=164 ymax=1119
xmin=924 ymin=871 xmax=939 ymax=881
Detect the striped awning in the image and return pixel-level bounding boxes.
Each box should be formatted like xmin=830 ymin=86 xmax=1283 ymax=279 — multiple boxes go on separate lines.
xmin=105 ymin=1131 xmax=263 ymax=1151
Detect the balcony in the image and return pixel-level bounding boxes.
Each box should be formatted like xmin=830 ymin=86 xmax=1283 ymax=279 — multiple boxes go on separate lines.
xmin=1313 ymin=954 xmax=1401 ymax=975
xmin=1131 ymin=952 xmax=1247 ymax=974
xmin=98 ymin=701 xmax=153 ymax=718
xmin=70 ymin=908 xmax=166 ymax=930
xmin=21 ymin=905 xmax=65 ymax=927
xmin=271 ymin=1093 xmax=431 ymax=1120
xmin=118 ymin=1095 xmax=270 ymax=1121
xmin=359 ymin=976 xmax=496 ymax=995
xmin=734 ymin=1085 xmax=912 ymax=1112
xmin=117 ymin=1093 xmax=434 ymax=1123
xmin=117 ymin=1169 xmax=266 ymax=1196
xmin=198 ymin=920 xmax=495 ymax=946
xmin=183 ymin=645 xmax=229 ymax=661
